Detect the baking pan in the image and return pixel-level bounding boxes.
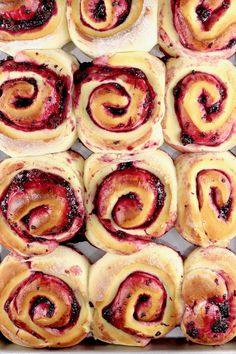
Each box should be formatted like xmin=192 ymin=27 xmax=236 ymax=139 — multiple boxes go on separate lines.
xmin=0 ymin=44 xmax=235 ymax=354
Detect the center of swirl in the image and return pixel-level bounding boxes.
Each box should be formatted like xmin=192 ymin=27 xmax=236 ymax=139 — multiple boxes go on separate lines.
xmin=102 ymin=271 xmax=167 ymax=335
xmin=0 ymin=169 xmax=84 ymax=242
xmin=74 ymin=63 xmax=155 ymax=133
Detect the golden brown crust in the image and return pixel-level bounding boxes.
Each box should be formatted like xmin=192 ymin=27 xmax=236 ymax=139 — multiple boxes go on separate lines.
xmin=182 ymin=247 xmax=236 ymax=345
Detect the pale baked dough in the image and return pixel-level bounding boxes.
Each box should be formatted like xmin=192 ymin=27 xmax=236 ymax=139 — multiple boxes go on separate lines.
xmin=67 ymin=0 xmax=157 ymax=58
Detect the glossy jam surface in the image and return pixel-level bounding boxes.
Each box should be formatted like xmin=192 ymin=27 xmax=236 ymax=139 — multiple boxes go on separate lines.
xmin=74 ymin=62 xmax=155 ymax=132
xmin=102 ymin=271 xmax=167 ymax=336
xmin=0 ymin=169 xmax=84 ymax=243
xmin=0 ymin=58 xmax=69 ymax=131
xmin=0 ymin=0 xmax=57 ymax=33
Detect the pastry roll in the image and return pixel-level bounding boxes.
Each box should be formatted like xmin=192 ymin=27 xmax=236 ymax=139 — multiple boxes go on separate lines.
xmin=182 ymin=247 xmax=236 ymax=345
xmin=0 ymin=50 xmax=78 ymax=157
xmin=67 ymin=0 xmax=158 ymax=58
xmin=84 ymin=151 xmax=177 ymax=254
xmin=74 ymin=52 xmax=165 ymax=153
xmin=0 ymin=151 xmax=85 ymax=256
xmin=159 ymin=0 xmax=236 ymax=59
xmin=89 ymin=244 xmax=183 ymax=346
xmin=163 ymin=58 xmax=236 ymax=152
xmin=0 ymin=246 xmax=91 ymax=348
xmin=0 ymin=0 xmax=69 ymax=55
xmin=175 ymin=152 xmax=236 ymax=247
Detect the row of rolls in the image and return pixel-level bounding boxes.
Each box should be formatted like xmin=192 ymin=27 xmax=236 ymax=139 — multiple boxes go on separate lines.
xmin=0 ymin=49 xmax=236 ymax=157
xmin=0 ymin=0 xmax=235 ymax=59
xmin=1 ymin=149 xmax=236 ymax=255
xmin=0 ymin=243 xmax=236 ymax=348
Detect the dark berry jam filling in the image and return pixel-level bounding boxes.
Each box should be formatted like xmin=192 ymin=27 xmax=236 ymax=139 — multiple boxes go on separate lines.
xmin=173 ymin=71 xmax=229 ymax=146
xmin=0 ymin=57 xmax=70 ymax=131
xmin=102 ymin=271 xmax=167 ymax=336
xmin=80 ymin=0 xmax=131 ymax=31
xmin=0 ymin=169 xmax=84 ymax=243
xmin=74 ymin=63 xmax=155 ymax=133
xmin=0 ymin=0 xmax=57 ymax=34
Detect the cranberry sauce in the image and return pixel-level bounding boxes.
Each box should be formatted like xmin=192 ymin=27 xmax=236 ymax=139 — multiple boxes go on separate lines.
xmin=5 ymin=272 xmax=80 ymax=337
xmin=74 ymin=63 xmax=155 ymax=132
xmin=0 ymin=0 xmax=57 ymax=34
xmin=102 ymin=271 xmax=167 ymax=336
xmin=93 ymin=163 xmax=166 ymax=242
xmin=0 ymin=58 xmax=70 ymax=131
xmin=173 ymin=71 xmax=229 ymax=146
xmin=0 ymin=169 xmax=84 ymax=242
xmin=80 ymin=0 xmax=131 ymax=31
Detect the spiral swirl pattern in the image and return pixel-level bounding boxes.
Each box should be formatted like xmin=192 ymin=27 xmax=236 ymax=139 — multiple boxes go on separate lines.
xmin=84 ymin=151 xmax=177 ymax=254
xmin=182 ymin=247 xmax=236 ymax=345
xmin=159 ymin=0 xmax=236 ymax=58
xmin=74 ymin=53 xmax=165 ymax=152
xmin=0 ymin=1 xmax=69 ymax=54
xmin=0 ymin=151 xmax=85 ymax=256
xmin=163 ymin=58 xmax=236 ymax=152
xmin=67 ymin=0 xmax=158 ymax=57
xmin=0 ymin=247 xmax=91 ymax=348
xmin=0 ymin=50 xmax=77 ymax=157
xmin=175 ymin=152 xmax=236 ymax=247
xmin=89 ymin=244 xmax=183 ymax=346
